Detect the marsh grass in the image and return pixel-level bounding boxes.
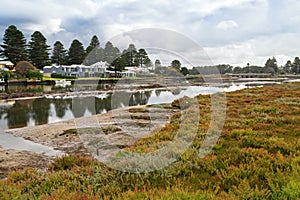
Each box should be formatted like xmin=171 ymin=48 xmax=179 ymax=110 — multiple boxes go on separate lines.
xmin=0 ymin=83 xmax=300 ymax=199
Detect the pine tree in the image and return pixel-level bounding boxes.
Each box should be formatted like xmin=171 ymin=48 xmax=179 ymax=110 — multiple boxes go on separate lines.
xmin=51 ymin=41 xmax=67 ymax=65
xmin=28 ymin=31 xmax=50 ymax=69
xmin=155 ymin=59 xmax=161 ymax=67
xmin=104 ymin=41 xmax=120 ymax=64
xmin=292 ymin=57 xmax=300 ymax=74
xmin=171 ymin=60 xmax=181 ymax=69
xmin=83 ymin=36 xmax=104 ymax=65
xmin=86 ymin=35 xmax=100 ymax=55
xmin=265 ymin=57 xmax=278 ymax=73
xmin=124 ymin=44 xmax=138 ymax=67
xmin=0 ymin=25 xmax=27 ymax=64
xmin=67 ymin=39 xmax=85 ymax=65
xmin=135 ymin=49 xmax=151 ymax=68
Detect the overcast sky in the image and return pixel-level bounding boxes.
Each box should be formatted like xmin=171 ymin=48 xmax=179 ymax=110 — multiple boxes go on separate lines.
xmin=1 ymin=0 xmax=300 ymax=67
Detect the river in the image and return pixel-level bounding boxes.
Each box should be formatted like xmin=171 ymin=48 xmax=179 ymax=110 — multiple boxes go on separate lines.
xmin=0 ymin=83 xmax=255 ymax=130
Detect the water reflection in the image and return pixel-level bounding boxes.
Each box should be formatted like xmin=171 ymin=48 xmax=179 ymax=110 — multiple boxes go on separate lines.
xmin=0 ymin=83 xmax=249 ymax=129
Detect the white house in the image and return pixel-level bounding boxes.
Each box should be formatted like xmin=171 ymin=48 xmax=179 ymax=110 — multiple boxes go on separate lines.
xmin=43 ymin=61 xmax=108 ymax=77
xmin=0 ymin=61 xmax=14 ymax=70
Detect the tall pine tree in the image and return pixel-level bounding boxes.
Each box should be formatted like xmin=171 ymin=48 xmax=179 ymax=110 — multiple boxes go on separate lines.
xmin=86 ymin=35 xmax=100 ymax=55
xmin=68 ymin=39 xmax=85 ymax=65
xmin=28 ymin=31 xmax=50 ymax=69
xmin=104 ymin=41 xmax=120 ymax=64
xmin=0 ymin=25 xmax=27 ymax=64
xmin=135 ymin=49 xmax=151 ymax=68
xmin=83 ymin=35 xmax=104 ymax=65
xmin=51 ymin=41 xmax=67 ymax=65
xmin=265 ymin=57 xmax=278 ymax=73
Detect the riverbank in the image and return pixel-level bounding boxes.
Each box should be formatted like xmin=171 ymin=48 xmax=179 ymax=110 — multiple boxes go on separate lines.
xmin=1 ymin=103 xmax=178 ymax=179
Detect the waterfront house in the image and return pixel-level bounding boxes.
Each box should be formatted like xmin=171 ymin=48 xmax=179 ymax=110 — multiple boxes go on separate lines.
xmin=43 ymin=61 xmax=108 ymax=77
xmin=0 ymin=61 xmax=14 ymax=70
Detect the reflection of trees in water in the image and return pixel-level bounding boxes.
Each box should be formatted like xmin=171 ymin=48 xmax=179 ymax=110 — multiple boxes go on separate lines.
xmin=1 ymin=89 xmax=156 ymax=129
xmin=6 ymin=101 xmax=31 ymax=128
xmin=95 ymin=96 xmax=112 ymax=114
xmin=32 ymin=98 xmax=51 ymax=125
xmin=129 ymin=91 xmax=152 ymax=106
xmin=155 ymin=90 xmax=162 ymax=97
xmin=71 ymin=97 xmax=96 ymax=118
xmin=0 ymin=106 xmax=8 ymax=118
xmin=52 ymin=99 xmax=72 ymax=118
xmin=171 ymin=88 xmax=181 ymax=95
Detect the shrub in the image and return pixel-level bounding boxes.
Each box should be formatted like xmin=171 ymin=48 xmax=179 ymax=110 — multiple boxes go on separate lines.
xmin=51 ymin=73 xmax=77 ymax=79
xmin=15 ymin=61 xmax=35 ymax=77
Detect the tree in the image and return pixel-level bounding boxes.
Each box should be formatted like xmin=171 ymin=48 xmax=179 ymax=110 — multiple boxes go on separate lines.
xmin=0 ymin=25 xmax=27 ymax=64
xmin=292 ymin=57 xmax=300 ymax=74
xmin=28 ymin=31 xmax=50 ymax=69
xmin=110 ymin=44 xmax=138 ymax=71
xmin=217 ymin=64 xmax=233 ymax=74
xmin=180 ymin=67 xmax=189 ymax=76
xmin=0 ymin=71 xmax=11 ymax=85
xmin=51 ymin=41 xmax=67 ymax=65
xmin=84 ymin=35 xmax=103 ymax=65
xmin=15 ymin=61 xmax=36 ymax=77
xmin=233 ymin=66 xmax=242 ymax=73
xmin=154 ymin=59 xmax=161 ymax=68
xmin=104 ymin=41 xmax=120 ymax=64
xmin=67 ymin=39 xmax=85 ymax=64
xmin=171 ymin=60 xmax=181 ymax=69
xmin=125 ymin=44 xmax=138 ymax=67
xmin=86 ymin=35 xmax=100 ymax=55
xmin=189 ymin=67 xmax=200 ymax=75
xmin=135 ymin=49 xmax=151 ymax=68
xmin=262 ymin=66 xmax=275 ymax=74
xmin=283 ymin=60 xmax=292 ymax=74
xmin=111 ymin=54 xmax=126 ymax=71
xmin=265 ymin=57 xmax=278 ymax=73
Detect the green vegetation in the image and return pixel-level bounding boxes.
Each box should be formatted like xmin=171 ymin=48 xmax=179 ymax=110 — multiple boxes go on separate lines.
xmin=0 ymin=25 xmax=27 ymax=64
xmin=15 ymin=61 xmax=36 ymax=77
xmin=50 ymin=73 xmax=77 ymax=79
xmin=0 ymin=83 xmax=300 ymax=199
xmin=26 ymin=70 xmax=43 ymax=80
xmin=28 ymin=31 xmax=51 ymax=69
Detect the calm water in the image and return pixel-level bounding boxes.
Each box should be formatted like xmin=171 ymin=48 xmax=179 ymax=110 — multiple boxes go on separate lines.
xmin=0 ymin=83 xmax=250 ymax=130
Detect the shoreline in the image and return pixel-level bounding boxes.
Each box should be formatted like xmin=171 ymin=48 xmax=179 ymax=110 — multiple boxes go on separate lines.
xmin=1 ymin=103 xmax=178 ymax=178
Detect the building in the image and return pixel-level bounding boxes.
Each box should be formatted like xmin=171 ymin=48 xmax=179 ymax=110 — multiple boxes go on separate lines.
xmin=0 ymin=61 xmax=14 ymax=71
xmin=43 ymin=61 xmax=108 ymax=77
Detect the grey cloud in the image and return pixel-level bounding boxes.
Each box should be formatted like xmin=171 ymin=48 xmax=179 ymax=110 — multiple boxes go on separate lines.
xmin=1 ymin=0 xmax=300 ymax=66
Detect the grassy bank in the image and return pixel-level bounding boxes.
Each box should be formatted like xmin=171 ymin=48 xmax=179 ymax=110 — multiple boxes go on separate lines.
xmin=0 ymin=83 xmax=300 ymax=199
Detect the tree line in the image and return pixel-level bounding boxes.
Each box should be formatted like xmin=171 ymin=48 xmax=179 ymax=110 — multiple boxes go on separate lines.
xmin=1 ymin=25 xmax=299 ymax=75
xmin=190 ymin=56 xmax=300 ymax=75
xmin=0 ymin=25 xmax=152 ymax=71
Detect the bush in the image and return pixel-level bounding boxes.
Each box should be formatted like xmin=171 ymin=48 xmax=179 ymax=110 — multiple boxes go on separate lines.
xmin=15 ymin=61 xmax=35 ymax=77
xmin=50 ymin=73 xmax=77 ymax=79
xmin=26 ymin=70 xmax=43 ymax=80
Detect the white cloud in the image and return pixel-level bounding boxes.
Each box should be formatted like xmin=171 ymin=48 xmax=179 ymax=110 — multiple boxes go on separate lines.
xmin=22 ymin=19 xmax=64 ymax=35
xmin=216 ymin=20 xmax=239 ymax=30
